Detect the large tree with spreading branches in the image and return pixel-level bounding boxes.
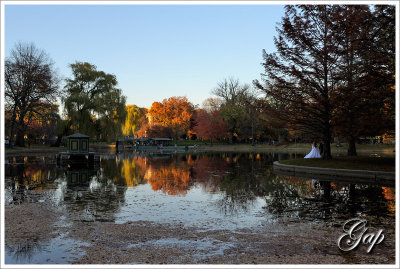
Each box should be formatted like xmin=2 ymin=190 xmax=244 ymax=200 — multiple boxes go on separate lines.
xmin=5 ymin=42 xmax=60 ymax=147
xmin=254 ymin=5 xmax=339 ymax=159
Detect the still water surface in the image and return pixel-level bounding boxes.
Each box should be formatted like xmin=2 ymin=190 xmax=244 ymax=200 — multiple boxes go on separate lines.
xmin=4 ymin=152 xmax=395 ymax=263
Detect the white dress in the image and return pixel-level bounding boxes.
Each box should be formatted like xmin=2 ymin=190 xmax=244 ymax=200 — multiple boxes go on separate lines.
xmin=304 ymin=144 xmax=322 ymax=159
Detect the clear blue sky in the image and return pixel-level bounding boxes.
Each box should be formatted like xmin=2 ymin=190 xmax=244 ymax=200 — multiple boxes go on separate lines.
xmin=5 ymin=4 xmax=285 ymax=108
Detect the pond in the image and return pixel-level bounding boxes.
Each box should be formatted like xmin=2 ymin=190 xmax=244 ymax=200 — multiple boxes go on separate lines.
xmin=4 ymin=152 xmax=396 ymax=264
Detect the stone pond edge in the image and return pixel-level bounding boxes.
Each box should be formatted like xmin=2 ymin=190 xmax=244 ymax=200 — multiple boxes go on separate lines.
xmin=273 ymin=161 xmax=395 ymax=186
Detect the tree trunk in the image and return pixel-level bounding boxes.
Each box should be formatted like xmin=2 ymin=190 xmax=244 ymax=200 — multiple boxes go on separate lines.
xmin=323 ymin=133 xmax=332 ymax=160
xmin=8 ymin=106 xmax=18 ymax=148
xmin=321 ymin=181 xmax=331 ymax=200
xmin=347 ymin=137 xmax=357 ymax=156
xmin=349 ymin=184 xmax=356 ymax=200
xmin=251 ymin=117 xmax=254 ymax=145
xmin=16 ymin=128 xmax=25 ymax=147
xmin=174 ymin=127 xmax=178 ymax=144
xmin=228 ymin=132 xmax=233 ymax=144
xmin=322 ymin=123 xmax=332 ymax=160
xmin=54 ymin=135 xmax=62 ymax=147
xmin=8 ymin=125 xmax=15 ymax=148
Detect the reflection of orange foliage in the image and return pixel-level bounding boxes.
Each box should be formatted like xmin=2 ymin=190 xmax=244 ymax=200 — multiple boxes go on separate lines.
xmin=21 ymin=166 xmax=51 ymax=190
xmin=134 ymin=157 xmax=148 ymax=171
xmin=232 ymin=156 xmax=238 ymax=163
xmin=223 ymin=155 xmax=239 ymax=164
xmin=382 ymin=187 xmax=395 ymax=214
xmin=187 ymin=155 xmax=196 ymax=166
xmin=330 ymin=182 xmax=346 ymax=191
xmin=117 ymin=154 xmax=231 ymax=195
xmin=145 ymin=165 xmax=191 ymax=196
xmin=118 ymin=155 xmax=194 ymax=195
xmin=382 ymin=187 xmax=395 ymax=201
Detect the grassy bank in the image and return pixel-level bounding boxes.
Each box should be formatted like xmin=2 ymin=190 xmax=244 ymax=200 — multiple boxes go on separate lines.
xmin=279 ymin=156 xmax=395 ymax=172
xmin=281 ymin=143 xmax=395 ymax=151
xmin=198 ymin=143 xmax=395 ymax=154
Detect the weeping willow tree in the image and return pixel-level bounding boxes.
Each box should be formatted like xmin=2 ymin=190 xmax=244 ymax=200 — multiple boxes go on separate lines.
xmin=63 ymin=62 xmax=126 ymax=141
xmin=121 ymin=105 xmax=147 ymax=137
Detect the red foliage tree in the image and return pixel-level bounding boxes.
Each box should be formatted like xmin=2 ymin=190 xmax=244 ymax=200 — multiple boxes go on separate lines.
xmin=193 ymin=109 xmax=228 ymax=144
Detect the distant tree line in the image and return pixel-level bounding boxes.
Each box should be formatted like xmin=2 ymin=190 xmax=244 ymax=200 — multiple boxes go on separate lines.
xmin=4 ymin=5 xmax=394 ymax=157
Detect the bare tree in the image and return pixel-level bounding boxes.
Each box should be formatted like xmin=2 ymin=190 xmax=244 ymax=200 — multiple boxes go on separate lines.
xmin=212 ymin=78 xmax=261 ymax=143
xmin=5 ymin=42 xmax=59 ymax=147
xmin=202 ymin=97 xmax=223 ymax=113
xmin=212 ymin=77 xmax=249 ymax=105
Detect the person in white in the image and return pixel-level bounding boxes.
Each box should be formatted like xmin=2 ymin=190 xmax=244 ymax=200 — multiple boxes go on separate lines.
xmin=304 ymin=142 xmax=322 ymax=158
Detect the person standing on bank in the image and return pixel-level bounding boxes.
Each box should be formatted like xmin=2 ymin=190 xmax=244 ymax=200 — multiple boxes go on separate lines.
xmin=304 ymin=141 xmax=322 ymax=158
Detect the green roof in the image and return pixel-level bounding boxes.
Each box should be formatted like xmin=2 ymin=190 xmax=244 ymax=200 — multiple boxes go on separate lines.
xmin=67 ymin=133 xmax=90 ymax=138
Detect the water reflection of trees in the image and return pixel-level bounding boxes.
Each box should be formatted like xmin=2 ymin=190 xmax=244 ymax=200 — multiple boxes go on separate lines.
xmin=190 ymin=154 xmax=227 ymax=193
xmin=103 ymin=152 xmax=395 ymax=222
xmin=215 ymin=153 xmax=275 ymax=215
xmin=104 ymin=153 xmax=225 ymax=196
xmin=108 ymin=152 xmax=277 ymax=201
xmin=59 ymin=167 xmax=126 ymax=222
xmin=6 ymin=153 xmax=394 ymax=224
xmin=5 ymin=242 xmax=42 ymax=263
xmin=4 ymin=161 xmax=62 ymax=204
xmin=5 ymin=159 xmax=128 ymax=222
xmin=262 ymin=175 xmax=395 ymax=224
xmin=4 ymin=159 xmax=129 ymax=262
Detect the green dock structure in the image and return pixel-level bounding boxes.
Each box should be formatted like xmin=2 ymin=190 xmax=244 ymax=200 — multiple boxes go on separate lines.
xmin=57 ymin=133 xmax=100 ymax=165
xmin=67 ymin=133 xmax=90 ymax=153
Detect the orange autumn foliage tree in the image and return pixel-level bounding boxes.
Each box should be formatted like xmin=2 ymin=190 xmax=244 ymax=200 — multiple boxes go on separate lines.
xmin=149 ymin=96 xmax=193 ymax=140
